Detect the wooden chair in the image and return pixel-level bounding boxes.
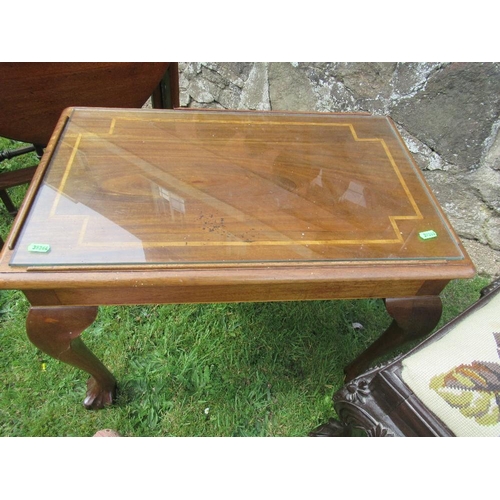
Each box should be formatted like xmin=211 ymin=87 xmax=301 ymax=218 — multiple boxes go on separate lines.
xmin=310 ymin=277 xmax=500 ymax=436
xmin=0 ymin=62 xmax=179 ymax=247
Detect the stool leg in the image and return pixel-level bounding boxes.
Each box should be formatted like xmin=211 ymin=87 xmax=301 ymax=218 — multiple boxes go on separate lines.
xmin=0 ymin=189 xmax=18 ymax=216
xmin=26 ymin=306 xmax=117 ymax=410
xmin=344 ymin=295 xmax=443 ymax=381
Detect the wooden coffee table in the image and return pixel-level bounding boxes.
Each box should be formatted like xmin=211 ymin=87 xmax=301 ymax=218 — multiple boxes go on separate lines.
xmin=0 ymin=107 xmax=475 ymax=410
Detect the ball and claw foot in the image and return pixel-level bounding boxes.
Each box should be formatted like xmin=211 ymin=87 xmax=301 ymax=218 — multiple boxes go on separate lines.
xmin=83 ymin=377 xmax=117 ymax=410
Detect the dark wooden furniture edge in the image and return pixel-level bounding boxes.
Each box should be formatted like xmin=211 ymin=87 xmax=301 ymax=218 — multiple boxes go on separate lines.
xmin=310 ymin=277 xmax=500 ymax=436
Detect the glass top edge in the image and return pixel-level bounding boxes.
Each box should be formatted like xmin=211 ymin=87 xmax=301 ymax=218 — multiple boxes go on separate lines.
xmin=10 ymin=109 xmax=465 ymax=269
xmin=10 ymin=255 xmax=466 ymax=269
xmin=69 ymin=107 xmax=379 ymax=119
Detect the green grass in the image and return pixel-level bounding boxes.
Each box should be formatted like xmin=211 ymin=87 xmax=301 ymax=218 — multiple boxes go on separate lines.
xmin=0 ymin=280 xmax=490 ymax=437
xmin=0 ymin=137 xmax=492 ymax=436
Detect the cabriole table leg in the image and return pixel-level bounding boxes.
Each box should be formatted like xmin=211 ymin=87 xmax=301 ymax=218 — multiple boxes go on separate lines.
xmin=26 ymin=306 xmax=117 ymax=410
xmin=344 ymin=295 xmax=443 ymax=382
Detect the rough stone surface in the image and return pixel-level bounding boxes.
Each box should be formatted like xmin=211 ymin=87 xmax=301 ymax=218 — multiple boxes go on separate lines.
xmin=178 ymin=62 xmax=500 ymax=277
xmin=268 ymin=63 xmax=317 ymax=111
xmin=391 ymin=63 xmax=500 ymax=170
xmin=471 ymin=165 xmax=500 ymax=215
xmin=425 ymin=171 xmax=491 ymax=244
xmin=239 ymin=62 xmax=271 ymax=111
xmin=462 ymin=239 xmax=500 ymax=277
xmin=484 ymin=124 xmax=500 ymax=171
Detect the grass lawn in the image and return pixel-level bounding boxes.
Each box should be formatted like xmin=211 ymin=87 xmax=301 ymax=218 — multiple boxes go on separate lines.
xmin=0 ymin=137 xmax=491 ymax=437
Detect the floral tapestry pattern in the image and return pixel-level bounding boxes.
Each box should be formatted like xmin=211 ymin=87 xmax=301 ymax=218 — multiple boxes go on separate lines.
xmin=430 ymin=332 xmax=500 ymax=426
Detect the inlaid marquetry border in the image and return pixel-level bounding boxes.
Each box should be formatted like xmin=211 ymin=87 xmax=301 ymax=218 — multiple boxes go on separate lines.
xmin=50 ymin=115 xmax=426 ymax=250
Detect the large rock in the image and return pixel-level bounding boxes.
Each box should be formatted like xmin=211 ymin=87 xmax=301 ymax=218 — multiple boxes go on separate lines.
xmin=391 ymin=63 xmax=500 ymax=170
xmin=268 ymin=63 xmax=317 ymax=111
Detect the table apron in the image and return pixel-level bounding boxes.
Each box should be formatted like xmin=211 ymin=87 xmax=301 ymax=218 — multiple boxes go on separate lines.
xmin=22 ymin=279 xmax=449 ymax=307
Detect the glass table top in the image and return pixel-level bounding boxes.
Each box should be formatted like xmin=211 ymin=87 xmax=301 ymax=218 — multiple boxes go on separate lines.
xmin=10 ymin=108 xmax=465 ymax=267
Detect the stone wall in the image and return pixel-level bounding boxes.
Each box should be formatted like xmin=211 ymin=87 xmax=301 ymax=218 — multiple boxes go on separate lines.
xmin=178 ymin=62 xmax=500 ymax=277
